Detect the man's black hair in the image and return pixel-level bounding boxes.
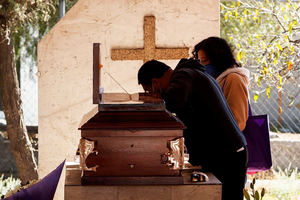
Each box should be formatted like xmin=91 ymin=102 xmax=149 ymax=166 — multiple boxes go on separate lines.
xmin=138 ymin=60 xmax=171 ymax=85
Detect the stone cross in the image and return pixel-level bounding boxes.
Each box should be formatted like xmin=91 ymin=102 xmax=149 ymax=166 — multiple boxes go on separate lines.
xmin=111 ymin=16 xmax=189 ymax=63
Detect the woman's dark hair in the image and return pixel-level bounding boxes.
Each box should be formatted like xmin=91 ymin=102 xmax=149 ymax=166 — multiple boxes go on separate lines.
xmin=138 ymin=60 xmax=171 ymax=85
xmin=193 ymin=37 xmax=239 ymax=75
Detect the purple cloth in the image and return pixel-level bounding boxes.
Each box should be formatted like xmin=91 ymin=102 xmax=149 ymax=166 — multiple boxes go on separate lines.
xmin=4 ymin=160 xmax=65 ymax=200
xmin=244 ymin=104 xmax=272 ymax=172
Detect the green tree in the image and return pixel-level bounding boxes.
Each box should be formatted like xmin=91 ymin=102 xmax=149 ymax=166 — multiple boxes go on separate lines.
xmin=13 ymin=0 xmax=78 ymax=76
xmin=220 ymin=0 xmax=300 ymax=106
xmin=0 ymin=0 xmax=55 ymax=184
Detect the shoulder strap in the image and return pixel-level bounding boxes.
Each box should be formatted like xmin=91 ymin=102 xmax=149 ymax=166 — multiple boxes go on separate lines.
xmin=222 ymin=79 xmax=226 ymax=91
xmin=248 ymin=101 xmax=253 ymax=117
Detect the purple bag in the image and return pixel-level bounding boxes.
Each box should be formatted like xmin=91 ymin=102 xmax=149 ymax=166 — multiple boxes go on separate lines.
xmin=244 ymin=103 xmax=272 ymax=172
xmin=4 ymin=160 xmax=65 ymax=200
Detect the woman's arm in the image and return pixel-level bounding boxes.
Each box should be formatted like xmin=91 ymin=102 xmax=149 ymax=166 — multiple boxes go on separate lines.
xmin=222 ymin=73 xmax=249 ymax=131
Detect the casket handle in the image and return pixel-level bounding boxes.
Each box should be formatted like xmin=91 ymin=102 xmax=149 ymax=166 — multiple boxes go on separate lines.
xmin=85 ymin=151 xmax=100 ymax=169
xmin=161 ymin=153 xmax=174 ymax=167
xmin=161 ymin=153 xmax=169 ymax=164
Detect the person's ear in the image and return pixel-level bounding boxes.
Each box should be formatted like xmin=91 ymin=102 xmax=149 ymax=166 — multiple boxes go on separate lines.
xmin=152 ymin=78 xmax=160 ymax=88
xmin=152 ymin=78 xmax=159 ymax=85
xmin=151 ymin=78 xmax=161 ymax=96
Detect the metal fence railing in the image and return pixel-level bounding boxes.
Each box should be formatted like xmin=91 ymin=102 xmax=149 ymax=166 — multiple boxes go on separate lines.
xmin=20 ymin=65 xmax=38 ymax=126
xmin=249 ymin=75 xmax=300 ymax=133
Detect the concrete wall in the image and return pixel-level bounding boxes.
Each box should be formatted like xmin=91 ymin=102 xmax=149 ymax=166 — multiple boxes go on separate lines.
xmin=38 ymin=0 xmax=220 ymax=199
xmin=271 ymin=136 xmax=300 ymax=170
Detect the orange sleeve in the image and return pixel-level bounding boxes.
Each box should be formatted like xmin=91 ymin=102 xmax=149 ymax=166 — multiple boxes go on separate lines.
xmin=221 ymin=74 xmax=249 ymax=131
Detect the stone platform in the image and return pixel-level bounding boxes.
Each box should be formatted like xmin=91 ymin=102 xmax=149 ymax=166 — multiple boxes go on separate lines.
xmin=65 ymin=164 xmax=222 ymax=200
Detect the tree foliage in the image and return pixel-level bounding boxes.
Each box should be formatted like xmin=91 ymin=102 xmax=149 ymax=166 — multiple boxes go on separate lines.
xmin=0 ymin=0 xmax=55 ymax=42
xmin=8 ymin=0 xmax=78 ymax=76
xmin=221 ymin=0 xmax=300 ymax=104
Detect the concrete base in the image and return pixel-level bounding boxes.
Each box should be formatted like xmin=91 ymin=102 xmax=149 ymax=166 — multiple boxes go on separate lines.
xmin=65 ymin=164 xmax=222 ymax=200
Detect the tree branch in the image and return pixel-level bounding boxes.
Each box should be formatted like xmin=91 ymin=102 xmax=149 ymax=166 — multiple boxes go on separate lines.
xmin=272 ymin=12 xmax=287 ymax=32
xmin=262 ymin=35 xmax=279 ymax=57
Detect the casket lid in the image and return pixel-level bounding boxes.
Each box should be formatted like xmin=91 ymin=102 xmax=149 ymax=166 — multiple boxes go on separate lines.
xmin=79 ymin=93 xmax=185 ymax=130
xmin=98 ymin=93 xmax=165 ymax=111
xmin=79 ymin=110 xmax=185 ymax=130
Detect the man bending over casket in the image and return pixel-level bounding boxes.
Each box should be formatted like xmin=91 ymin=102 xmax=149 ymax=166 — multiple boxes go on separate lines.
xmin=137 ymin=59 xmax=247 ymax=200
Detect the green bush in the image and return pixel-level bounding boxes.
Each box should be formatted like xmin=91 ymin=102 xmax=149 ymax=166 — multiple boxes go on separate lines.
xmin=266 ymin=165 xmax=300 ymax=199
xmin=0 ymin=174 xmax=21 ymax=198
xmin=244 ymin=178 xmax=266 ymax=200
xmin=273 ymin=163 xmax=300 ymax=179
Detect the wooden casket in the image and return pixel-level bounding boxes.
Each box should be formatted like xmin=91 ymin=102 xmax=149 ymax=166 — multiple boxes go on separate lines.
xmin=79 ymin=93 xmax=186 ymax=185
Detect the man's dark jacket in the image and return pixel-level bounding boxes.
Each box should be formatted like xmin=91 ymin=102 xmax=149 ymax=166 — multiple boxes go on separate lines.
xmin=163 ymin=59 xmax=247 ymax=168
